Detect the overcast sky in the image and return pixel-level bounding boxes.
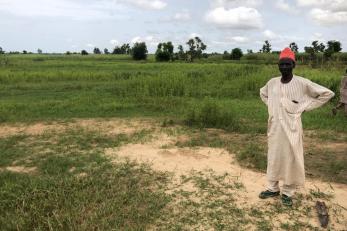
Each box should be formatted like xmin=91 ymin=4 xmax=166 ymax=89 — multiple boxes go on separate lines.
xmin=0 ymin=0 xmax=346 ymax=53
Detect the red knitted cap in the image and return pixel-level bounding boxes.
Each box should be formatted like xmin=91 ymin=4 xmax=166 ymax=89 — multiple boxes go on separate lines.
xmin=279 ymin=47 xmax=295 ymax=62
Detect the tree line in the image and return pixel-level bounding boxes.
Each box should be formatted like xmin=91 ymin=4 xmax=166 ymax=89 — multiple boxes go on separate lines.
xmin=0 ymin=38 xmax=343 ymax=63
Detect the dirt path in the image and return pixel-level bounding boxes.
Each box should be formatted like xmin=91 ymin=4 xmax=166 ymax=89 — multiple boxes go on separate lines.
xmin=0 ymin=118 xmax=155 ymax=138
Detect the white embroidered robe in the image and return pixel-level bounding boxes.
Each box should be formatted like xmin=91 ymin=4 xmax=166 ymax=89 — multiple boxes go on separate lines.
xmin=260 ymin=75 xmax=335 ymax=185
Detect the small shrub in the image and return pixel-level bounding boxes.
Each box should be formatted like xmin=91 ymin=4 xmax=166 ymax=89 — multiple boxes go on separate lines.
xmin=231 ymin=48 xmax=243 ymax=60
xmin=185 ymin=99 xmax=240 ymax=132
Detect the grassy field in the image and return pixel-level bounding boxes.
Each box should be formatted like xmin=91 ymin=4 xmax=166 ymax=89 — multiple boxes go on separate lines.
xmin=0 ymin=54 xmax=345 ymax=131
xmin=0 ymin=54 xmax=346 ymax=230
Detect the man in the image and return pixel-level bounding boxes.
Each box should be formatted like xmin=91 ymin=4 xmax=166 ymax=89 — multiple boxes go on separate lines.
xmin=332 ymin=69 xmax=347 ymax=116
xmin=259 ymin=48 xmax=335 ymax=206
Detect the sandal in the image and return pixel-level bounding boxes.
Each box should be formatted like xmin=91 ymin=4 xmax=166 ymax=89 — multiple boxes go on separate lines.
xmin=259 ymin=190 xmax=280 ymax=199
xmin=281 ymin=194 xmax=293 ymax=206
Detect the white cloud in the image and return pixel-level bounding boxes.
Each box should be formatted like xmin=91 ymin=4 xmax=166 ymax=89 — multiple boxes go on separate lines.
xmin=0 ymin=0 xmax=128 ymax=20
xmin=130 ymin=35 xmax=158 ymax=47
xmin=145 ymin=35 xmax=154 ymax=41
xmin=205 ymin=7 xmax=263 ymax=29
xmin=131 ymin=36 xmax=142 ymax=43
xmin=110 ymin=39 xmax=119 ymax=46
xmin=124 ymin=0 xmax=167 ymax=10
xmin=0 ymin=0 xmax=166 ymax=20
xmin=310 ymin=32 xmax=325 ymax=42
xmin=262 ymin=29 xmax=304 ymax=44
xmin=173 ymin=11 xmax=191 ymax=21
xmin=263 ymin=30 xmax=278 ymax=39
xmin=189 ymin=33 xmax=202 ymax=39
xmin=310 ymin=8 xmax=347 ymax=25
xmin=276 ymin=0 xmax=297 ymax=13
xmin=212 ymin=36 xmax=249 ymax=46
xmin=296 ymin=0 xmax=347 ymax=25
xmin=211 ymin=0 xmax=262 ymax=8
xmin=296 ymin=0 xmax=347 ymax=12
xmin=86 ymin=43 xmax=95 ymax=47
xmin=230 ymin=36 xmax=249 ymax=43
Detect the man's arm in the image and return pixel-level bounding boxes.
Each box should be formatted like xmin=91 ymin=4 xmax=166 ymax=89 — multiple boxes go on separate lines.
xmin=304 ymin=80 xmax=335 ymax=112
xmin=260 ymin=82 xmax=269 ymax=106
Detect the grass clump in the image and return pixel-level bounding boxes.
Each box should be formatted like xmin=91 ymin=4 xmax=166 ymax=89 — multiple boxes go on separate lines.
xmin=185 ymin=99 xmax=241 ymax=132
xmin=236 ymin=142 xmax=267 ymax=171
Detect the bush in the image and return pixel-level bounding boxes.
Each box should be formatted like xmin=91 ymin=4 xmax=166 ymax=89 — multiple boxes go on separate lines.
xmin=131 ymin=42 xmax=148 ymax=60
xmin=231 ymin=48 xmax=243 ymax=60
xmin=185 ymin=99 xmax=240 ymax=131
xmin=242 ymin=53 xmax=278 ymax=64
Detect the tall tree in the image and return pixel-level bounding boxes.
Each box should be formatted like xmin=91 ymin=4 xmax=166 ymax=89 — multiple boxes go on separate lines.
xmin=121 ymin=43 xmax=131 ymax=54
xmin=186 ymin=36 xmax=207 ymax=61
xmin=177 ymin=45 xmax=186 ymax=60
xmin=155 ymin=41 xmax=174 ymax=62
xmin=131 ymin=42 xmax=148 ymax=60
xmin=112 ymin=46 xmax=122 ymax=54
xmin=262 ymin=40 xmax=271 ymax=53
xmin=81 ymin=50 xmax=88 ymax=55
xmin=93 ymin=47 xmax=101 ymax=54
xmin=37 ymin=49 xmax=42 ymax=54
xmin=318 ymin=43 xmax=325 ymax=52
xmin=104 ymin=48 xmax=110 ymax=54
xmin=326 ymin=40 xmax=342 ymax=53
xmin=324 ymin=40 xmax=342 ymax=58
xmin=312 ymin=41 xmax=319 ymax=53
xmin=0 ymin=47 xmax=4 ymax=54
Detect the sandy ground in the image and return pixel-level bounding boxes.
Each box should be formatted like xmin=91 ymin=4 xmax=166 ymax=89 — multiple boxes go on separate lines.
xmin=105 ymin=132 xmax=347 ymax=208
xmin=1 ymin=119 xmax=347 ymax=229
xmin=103 ymin=124 xmax=347 ymax=230
xmin=0 ymin=118 xmax=154 ymax=138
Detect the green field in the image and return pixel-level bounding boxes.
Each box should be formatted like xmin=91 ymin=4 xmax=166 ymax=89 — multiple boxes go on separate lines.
xmin=0 ymin=54 xmax=345 ymax=131
xmin=0 ymin=54 xmax=346 ymax=230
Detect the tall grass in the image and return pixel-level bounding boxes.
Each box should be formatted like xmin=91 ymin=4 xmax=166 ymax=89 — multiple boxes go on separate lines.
xmin=0 ymin=54 xmax=345 ymax=132
xmin=185 ymin=98 xmax=241 ymax=132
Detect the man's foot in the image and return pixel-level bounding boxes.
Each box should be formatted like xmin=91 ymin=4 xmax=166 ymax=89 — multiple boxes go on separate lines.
xmin=259 ymin=190 xmax=280 ymax=199
xmin=281 ymin=194 xmax=293 ymax=206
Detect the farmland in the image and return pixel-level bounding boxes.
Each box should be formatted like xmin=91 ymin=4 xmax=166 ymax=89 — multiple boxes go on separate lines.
xmin=0 ymin=54 xmax=346 ymax=230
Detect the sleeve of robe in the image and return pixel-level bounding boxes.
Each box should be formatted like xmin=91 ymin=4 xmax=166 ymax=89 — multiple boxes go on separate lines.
xmin=304 ymin=80 xmax=335 ymax=112
xmin=260 ymin=82 xmax=268 ymax=106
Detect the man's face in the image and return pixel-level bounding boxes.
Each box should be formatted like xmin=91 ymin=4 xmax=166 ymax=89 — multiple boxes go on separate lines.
xmin=278 ymin=58 xmax=295 ymax=76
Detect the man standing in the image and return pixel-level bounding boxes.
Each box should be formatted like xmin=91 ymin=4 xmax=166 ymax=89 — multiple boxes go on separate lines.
xmin=332 ymin=70 xmax=347 ymax=116
xmin=259 ymin=48 xmax=335 ymax=206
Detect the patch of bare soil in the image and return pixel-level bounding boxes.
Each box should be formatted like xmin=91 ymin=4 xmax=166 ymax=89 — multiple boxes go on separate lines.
xmin=1 ymin=166 xmax=37 ymax=174
xmin=0 ymin=118 xmax=156 ymax=138
xmin=105 ymin=125 xmax=347 ymax=230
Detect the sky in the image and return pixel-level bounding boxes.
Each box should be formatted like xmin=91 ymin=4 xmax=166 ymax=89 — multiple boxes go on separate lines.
xmin=0 ymin=0 xmax=346 ymax=53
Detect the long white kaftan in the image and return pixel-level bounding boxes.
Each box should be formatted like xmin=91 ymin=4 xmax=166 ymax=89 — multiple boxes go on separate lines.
xmin=260 ymin=75 xmax=335 ymax=185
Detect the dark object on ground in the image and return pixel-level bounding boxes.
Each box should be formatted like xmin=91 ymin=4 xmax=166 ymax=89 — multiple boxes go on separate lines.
xmin=281 ymin=194 xmax=293 ymax=207
xmin=258 ymin=190 xmax=280 ymax=199
xmin=316 ymin=201 xmax=329 ymax=228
